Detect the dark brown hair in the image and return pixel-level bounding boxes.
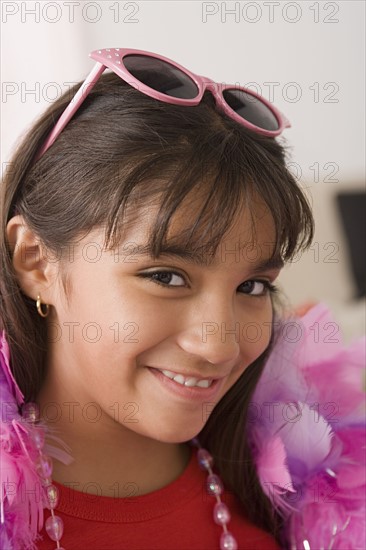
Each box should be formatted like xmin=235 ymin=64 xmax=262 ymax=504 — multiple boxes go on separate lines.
xmin=0 ymin=71 xmax=314 ymax=543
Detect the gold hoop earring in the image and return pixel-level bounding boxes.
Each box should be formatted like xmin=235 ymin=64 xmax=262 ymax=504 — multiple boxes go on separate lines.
xmin=36 ymin=294 xmax=50 ymax=318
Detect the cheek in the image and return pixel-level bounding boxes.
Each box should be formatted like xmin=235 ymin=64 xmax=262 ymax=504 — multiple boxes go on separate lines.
xmin=68 ymin=290 xmax=170 ymax=367
xmin=225 ymin=315 xmax=271 ymax=395
xmin=243 ymin=327 xmax=271 ymax=358
xmin=240 ymin=304 xmax=273 ymax=364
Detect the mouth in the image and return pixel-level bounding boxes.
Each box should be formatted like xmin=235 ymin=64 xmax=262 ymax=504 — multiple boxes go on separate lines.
xmin=147 ymin=367 xmax=225 ymax=401
xmin=154 ymin=368 xmax=215 ymax=388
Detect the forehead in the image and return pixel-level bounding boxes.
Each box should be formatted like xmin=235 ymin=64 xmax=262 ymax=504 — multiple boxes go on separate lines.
xmin=113 ymin=192 xmax=278 ymax=268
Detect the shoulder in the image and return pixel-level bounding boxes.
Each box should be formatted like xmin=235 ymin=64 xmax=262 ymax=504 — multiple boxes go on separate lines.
xmin=222 ymin=490 xmax=282 ymax=550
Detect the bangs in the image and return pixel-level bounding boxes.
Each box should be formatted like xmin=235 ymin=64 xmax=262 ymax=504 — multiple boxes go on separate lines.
xmin=18 ymin=75 xmax=313 ymax=272
xmin=103 ymin=128 xmax=312 ymax=264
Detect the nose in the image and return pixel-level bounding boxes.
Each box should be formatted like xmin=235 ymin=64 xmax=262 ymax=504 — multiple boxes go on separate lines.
xmin=176 ymin=296 xmax=241 ymax=367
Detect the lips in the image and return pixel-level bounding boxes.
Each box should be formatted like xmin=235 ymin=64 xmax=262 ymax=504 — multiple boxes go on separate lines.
xmin=147 ymin=367 xmax=225 ymax=402
xmin=158 ymin=368 xmax=214 ymax=388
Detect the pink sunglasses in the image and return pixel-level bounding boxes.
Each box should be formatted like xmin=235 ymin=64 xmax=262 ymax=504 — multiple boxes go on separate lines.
xmin=35 ymin=47 xmax=291 ymax=161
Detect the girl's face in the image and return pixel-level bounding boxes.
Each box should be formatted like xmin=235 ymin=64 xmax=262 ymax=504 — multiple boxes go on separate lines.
xmin=43 ymin=198 xmax=282 ymax=442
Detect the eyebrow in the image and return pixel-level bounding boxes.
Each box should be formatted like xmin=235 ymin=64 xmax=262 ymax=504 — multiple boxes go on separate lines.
xmin=126 ymin=243 xmax=284 ymax=272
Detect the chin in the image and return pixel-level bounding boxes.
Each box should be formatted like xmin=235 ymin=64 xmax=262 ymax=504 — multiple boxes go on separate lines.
xmin=151 ymin=424 xmax=205 ymax=444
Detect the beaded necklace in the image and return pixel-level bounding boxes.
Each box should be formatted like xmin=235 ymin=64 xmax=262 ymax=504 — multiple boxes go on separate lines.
xmin=23 ymin=402 xmax=238 ymax=550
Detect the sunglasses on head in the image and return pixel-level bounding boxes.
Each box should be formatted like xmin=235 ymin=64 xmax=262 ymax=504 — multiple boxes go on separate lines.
xmin=35 ymin=47 xmax=291 ymax=161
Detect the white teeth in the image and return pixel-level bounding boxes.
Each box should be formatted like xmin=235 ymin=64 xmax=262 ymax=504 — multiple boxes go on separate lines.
xmin=172 ymin=374 xmax=185 ymax=385
xmin=196 ymin=379 xmax=211 ymax=388
xmin=161 ymin=369 xmax=176 ymax=379
xmin=184 ymin=378 xmax=198 ymax=387
xmin=159 ymin=369 xmax=213 ymax=388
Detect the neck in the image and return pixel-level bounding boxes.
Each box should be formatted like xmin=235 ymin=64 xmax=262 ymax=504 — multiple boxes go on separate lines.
xmin=36 ymin=385 xmax=191 ymax=497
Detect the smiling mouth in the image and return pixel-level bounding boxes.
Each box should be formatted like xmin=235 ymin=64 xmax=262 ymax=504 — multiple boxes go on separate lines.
xmin=155 ymin=368 xmax=214 ymax=388
xmin=148 ymin=367 xmax=217 ymax=389
xmin=147 ymin=367 xmax=224 ymax=401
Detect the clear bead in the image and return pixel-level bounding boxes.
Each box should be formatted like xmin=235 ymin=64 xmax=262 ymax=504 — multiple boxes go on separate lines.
xmin=36 ymin=454 xmax=53 ymax=478
xmin=197 ymin=448 xmax=213 ymax=470
xmin=220 ymin=531 xmax=238 ymax=550
xmin=214 ymin=501 xmax=231 ymax=525
xmin=31 ymin=428 xmax=45 ymax=449
xmin=46 ymin=484 xmax=59 ymax=509
xmin=206 ymin=474 xmax=223 ymax=496
xmin=41 ymin=476 xmax=53 ymax=487
xmin=45 ymin=515 xmax=64 ymax=541
xmin=22 ymin=402 xmax=40 ymax=423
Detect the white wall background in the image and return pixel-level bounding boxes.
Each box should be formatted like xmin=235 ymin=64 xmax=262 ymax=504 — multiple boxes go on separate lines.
xmin=1 ymin=0 xmax=365 ymax=339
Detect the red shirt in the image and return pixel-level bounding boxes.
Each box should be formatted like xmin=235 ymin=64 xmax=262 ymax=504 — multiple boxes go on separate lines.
xmin=37 ymin=445 xmax=281 ymax=549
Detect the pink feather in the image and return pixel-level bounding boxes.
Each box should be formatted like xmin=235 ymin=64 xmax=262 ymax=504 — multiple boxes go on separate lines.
xmin=335 ymin=428 xmax=366 ymax=491
xmin=248 ymin=303 xmax=366 ymax=547
xmin=0 ymin=331 xmax=24 ymax=405
xmin=288 ymin=464 xmax=366 ymax=550
xmin=278 ymin=403 xmax=334 ymax=472
xmin=0 ymin=420 xmax=46 ymax=549
xmin=256 ymin=434 xmax=295 ymax=501
xmin=0 ymin=330 xmax=73 ymax=549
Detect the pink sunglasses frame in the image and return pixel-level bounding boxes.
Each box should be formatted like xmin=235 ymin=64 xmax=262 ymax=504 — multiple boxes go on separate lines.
xmin=35 ymin=47 xmax=291 ymax=161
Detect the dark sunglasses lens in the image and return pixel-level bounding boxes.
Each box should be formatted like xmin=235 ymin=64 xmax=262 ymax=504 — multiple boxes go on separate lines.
xmin=123 ymin=55 xmax=199 ymax=99
xmin=223 ymin=89 xmax=279 ymax=131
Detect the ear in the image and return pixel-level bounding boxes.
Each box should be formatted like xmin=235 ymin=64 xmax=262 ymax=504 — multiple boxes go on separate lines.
xmin=6 ymin=215 xmax=58 ymax=304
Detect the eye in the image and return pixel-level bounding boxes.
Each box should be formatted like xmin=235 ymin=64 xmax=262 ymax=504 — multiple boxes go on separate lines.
xmin=139 ymin=270 xmax=277 ymax=297
xmin=139 ymin=270 xmax=186 ymax=288
xmin=239 ymin=280 xmax=277 ymax=297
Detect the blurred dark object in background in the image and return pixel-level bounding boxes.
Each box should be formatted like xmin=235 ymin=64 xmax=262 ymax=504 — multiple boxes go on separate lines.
xmin=336 ymin=191 xmax=366 ymax=299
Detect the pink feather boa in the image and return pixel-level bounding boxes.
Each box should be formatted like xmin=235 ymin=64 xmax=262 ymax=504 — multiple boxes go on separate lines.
xmin=1 ymin=303 xmax=365 ymax=549
xmin=248 ymin=303 xmax=366 ymax=549
xmin=0 ymin=331 xmax=72 ymax=549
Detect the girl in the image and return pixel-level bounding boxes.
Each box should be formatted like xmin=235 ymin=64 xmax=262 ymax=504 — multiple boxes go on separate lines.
xmin=1 ymin=48 xmax=363 ymax=550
